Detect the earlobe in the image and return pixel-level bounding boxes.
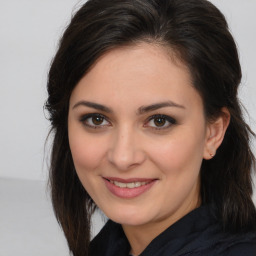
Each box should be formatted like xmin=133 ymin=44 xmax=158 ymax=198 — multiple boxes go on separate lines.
xmin=203 ymin=107 xmax=230 ymax=160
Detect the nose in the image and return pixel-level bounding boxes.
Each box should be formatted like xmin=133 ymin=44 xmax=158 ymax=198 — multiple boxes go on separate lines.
xmin=107 ymin=127 xmax=146 ymax=171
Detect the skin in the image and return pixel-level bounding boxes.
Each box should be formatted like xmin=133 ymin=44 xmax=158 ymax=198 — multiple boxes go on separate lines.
xmin=68 ymin=43 xmax=230 ymax=255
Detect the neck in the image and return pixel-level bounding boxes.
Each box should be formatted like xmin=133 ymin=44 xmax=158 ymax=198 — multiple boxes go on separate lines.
xmin=123 ymin=197 xmax=201 ymax=255
xmin=124 ymin=222 xmax=165 ymax=256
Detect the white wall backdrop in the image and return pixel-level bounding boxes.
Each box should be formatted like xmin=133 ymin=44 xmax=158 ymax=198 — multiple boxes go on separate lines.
xmin=0 ymin=0 xmax=255 ymax=181
xmin=0 ymin=0 xmax=82 ymax=180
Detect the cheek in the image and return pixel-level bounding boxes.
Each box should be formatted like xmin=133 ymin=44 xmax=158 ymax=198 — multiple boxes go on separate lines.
xmin=149 ymin=128 xmax=206 ymax=176
xmin=68 ymin=128 xmax=107 ymax=174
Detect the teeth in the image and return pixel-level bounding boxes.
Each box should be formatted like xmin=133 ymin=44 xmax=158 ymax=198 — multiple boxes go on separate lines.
xmin=110 ymin=180 xmax=148 ymax=188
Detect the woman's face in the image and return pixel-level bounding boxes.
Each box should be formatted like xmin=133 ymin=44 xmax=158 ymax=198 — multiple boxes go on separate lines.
xmin=68 ymin=43 xmax=211 ymax=229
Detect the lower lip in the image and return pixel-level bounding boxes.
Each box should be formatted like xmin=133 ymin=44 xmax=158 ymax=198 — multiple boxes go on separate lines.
xmin=103 ymin=179 xmax=156 ymax=199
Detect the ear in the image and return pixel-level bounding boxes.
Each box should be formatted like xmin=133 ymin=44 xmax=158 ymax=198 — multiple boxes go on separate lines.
xmin=203 ymin=107 xmax=230 ymax=160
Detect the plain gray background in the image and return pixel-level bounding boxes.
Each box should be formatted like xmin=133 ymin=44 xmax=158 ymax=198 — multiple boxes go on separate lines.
xmin=0 ymin=1 xmax=255 ymax=255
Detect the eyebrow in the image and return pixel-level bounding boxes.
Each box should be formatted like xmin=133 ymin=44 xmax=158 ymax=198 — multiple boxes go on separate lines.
xmin=72 ymin=101 xmax=113 ymax=113
xmin=137 ymin=101 xmax=185 ymax=115
xmin=72 ymin=100 xmax=185 ymax=114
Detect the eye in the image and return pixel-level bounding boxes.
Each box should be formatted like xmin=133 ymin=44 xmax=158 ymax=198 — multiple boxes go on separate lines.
xmin=80 ymin=113 xmax=111 ymax=128
xmin=145 ymin=114 xmax=176 ymax=129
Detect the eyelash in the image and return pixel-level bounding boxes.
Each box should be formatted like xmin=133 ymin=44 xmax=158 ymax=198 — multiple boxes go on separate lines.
xmin=145 ymin=114 xmax=176 ymax=130
xmin=79 ymin=113 xmax=111 ymax=129
xmin=79 ymin=113 xmax=176 ymax=130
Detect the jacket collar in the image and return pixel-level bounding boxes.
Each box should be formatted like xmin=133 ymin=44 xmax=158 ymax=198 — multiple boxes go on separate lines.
xmin=89 ymin=205 xmax=256 ymax=256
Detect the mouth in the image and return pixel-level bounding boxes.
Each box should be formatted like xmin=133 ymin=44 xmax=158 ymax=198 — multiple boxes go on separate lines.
xmin=109 ymin=180 xmax=151 ymax=188
xmin=103 ymin=177 xmax=157 ymax=198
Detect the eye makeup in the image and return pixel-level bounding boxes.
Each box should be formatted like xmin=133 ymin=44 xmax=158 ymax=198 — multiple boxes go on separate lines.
xmin=145 ymin=114 xmax=176 ymax=129
xmin=79 ymin=113 xmax=111 ymax=129
xmin=79 ymin=112 xmax=177 ymax=131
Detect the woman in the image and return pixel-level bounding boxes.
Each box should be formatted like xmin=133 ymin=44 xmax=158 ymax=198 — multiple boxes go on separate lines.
xmin=45 ymin=0 xmax=256 ymax=255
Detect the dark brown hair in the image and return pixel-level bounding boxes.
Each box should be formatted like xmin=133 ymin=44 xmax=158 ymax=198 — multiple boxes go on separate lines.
xmin=45 ymin=0 xmax=256 ymax=255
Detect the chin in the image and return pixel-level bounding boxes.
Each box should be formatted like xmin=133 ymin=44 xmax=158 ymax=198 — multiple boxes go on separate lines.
xmin=105 ymin=208 xmax=153 ymax=226
xmin=113 ymin=217 xmax=148 ymax=226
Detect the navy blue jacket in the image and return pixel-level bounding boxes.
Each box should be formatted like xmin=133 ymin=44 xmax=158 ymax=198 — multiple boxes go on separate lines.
xmin=89 ymin=205 xmax=256 ymax=256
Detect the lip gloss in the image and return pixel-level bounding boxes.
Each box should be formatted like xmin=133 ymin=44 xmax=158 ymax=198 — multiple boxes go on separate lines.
xmin=103 ymin=177 xmax=157 ymax=199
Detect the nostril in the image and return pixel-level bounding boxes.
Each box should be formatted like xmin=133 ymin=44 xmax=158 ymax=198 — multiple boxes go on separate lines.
xmin=107 ymin=134 xmax=146 ymax=170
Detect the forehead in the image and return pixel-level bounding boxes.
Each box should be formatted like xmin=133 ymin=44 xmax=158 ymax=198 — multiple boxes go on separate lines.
xmin=69 ymin=43 xmax=202 ymax=112
xmin=89 ymin=42 xmax=190 ymax=84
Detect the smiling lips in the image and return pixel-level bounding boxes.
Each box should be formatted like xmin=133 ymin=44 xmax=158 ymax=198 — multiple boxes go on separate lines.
xmin=103 ymin=177 xmax=157 ymax=198
xmin=110 ymin=180 xmax=150 ymax=188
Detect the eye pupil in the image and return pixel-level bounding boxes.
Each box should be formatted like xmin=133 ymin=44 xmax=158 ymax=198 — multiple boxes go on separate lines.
xmin=92 ymin=116 xmax=104 ymax=125
xmin=154 ymin=117 xmax=166 ymax=127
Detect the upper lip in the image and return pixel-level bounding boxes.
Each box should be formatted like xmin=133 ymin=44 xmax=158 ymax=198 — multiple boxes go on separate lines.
xmin=103 ymin=177 xmax=157 ymax=183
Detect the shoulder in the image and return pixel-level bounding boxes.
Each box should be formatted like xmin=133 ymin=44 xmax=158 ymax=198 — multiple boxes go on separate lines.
xmin=220 ymin=241 xmax=256 ymax=256
xmin=207 ymin=232 xmax=256 ymax=256
xmin=188 ymin=234 xmax=256 ymax=256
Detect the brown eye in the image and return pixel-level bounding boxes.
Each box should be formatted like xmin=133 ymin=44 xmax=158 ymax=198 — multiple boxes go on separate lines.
xmin=92 ymin=116 xmax=104 ymax=125
xmin=80 ymin=113 xmax=110 ymax=128
xmin=146 ymin=114 xmax=176 ymax=130
xmin=154 ymin=117 xmax=166 ymax=127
